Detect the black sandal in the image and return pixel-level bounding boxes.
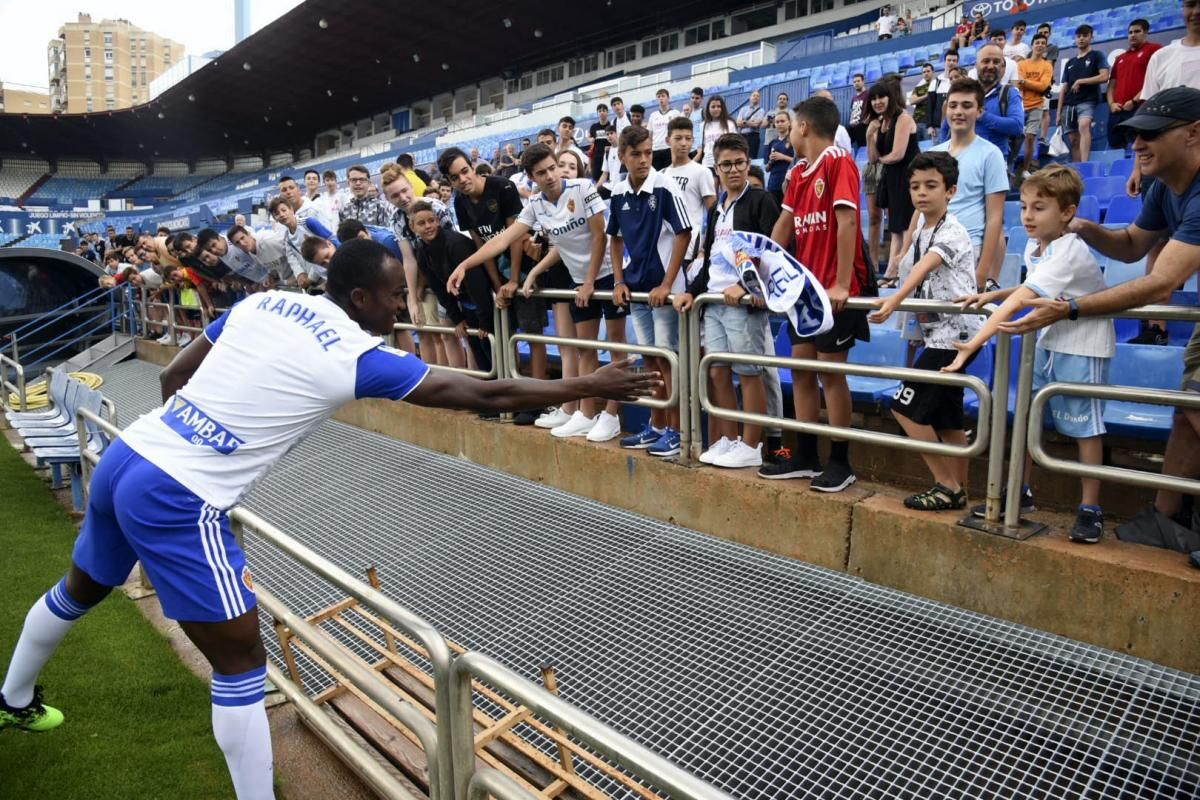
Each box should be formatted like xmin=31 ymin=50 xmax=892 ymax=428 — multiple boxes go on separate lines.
xmin=904 ymin=483 xmax=966 ymax=511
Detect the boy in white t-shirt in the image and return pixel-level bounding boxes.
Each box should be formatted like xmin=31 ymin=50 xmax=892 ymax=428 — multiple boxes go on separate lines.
xmin=945 ymin=165 xmax=1114 ymax=543
xmin=870 ymin=151 xmax=983 ymax=511
xmin=662 ymin=117 xmax=717 ymax=289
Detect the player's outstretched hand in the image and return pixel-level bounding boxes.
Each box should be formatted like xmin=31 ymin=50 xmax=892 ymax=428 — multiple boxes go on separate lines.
xmin=589 ymin=358 xmax=663 ymax=401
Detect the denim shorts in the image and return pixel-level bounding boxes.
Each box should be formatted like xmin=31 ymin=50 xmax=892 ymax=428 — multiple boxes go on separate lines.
xmin=1062 ymin=101 xmax=1096 ymax=134
xmin=704 ymin=304 xmax=769 ymax=376
xmin=629 ymin=302 xmax=678 ymax=352
xmin=1032 ymin=347 xmax=1109 ymax=438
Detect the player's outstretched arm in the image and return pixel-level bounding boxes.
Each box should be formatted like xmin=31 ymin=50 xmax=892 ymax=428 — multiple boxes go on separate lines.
xmin=159 ymin=334 xmax=214 ymax=402
xmin=405 ymin=358 xmax=661 ymax=412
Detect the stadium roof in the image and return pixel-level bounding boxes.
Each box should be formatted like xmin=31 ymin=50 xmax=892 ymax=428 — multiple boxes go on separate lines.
xmin=0 ymin=0 xmax=735 ymax=163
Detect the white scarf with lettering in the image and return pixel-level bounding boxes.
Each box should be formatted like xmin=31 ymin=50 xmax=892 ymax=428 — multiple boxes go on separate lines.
xmin=709 ymin=231 xmax=833 ymax=338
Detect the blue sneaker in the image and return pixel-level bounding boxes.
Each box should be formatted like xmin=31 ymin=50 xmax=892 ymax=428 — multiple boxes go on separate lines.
xmin=620 ymin=423 xmax=662 ymax=449
xmin=648 ymin=427 xmax=681 ymax=457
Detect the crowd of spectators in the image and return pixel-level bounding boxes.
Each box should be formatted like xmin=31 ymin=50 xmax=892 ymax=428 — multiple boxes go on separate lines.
xmin=84 ymin=0 xmax=1200 ymax=551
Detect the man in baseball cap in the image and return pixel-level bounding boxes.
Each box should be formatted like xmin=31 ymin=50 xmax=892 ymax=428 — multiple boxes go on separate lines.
xmin=1117 ymin=86 xmax=1200 ymax=137
xmin=999 ymin=85 xmax=1200 ymax=561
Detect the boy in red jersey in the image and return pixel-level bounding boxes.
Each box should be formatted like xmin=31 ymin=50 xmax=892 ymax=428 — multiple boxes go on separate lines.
xmin=765 ymin=96 xmax=870 ymax=492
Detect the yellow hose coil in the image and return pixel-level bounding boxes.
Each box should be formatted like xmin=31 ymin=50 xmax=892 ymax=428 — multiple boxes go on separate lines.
xmin=7 ymin=372 xmax=103 ymax=410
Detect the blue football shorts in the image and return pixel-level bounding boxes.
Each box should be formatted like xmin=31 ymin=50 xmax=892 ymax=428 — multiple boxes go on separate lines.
xmin=72 ymin=438 xmax=256 ymax=622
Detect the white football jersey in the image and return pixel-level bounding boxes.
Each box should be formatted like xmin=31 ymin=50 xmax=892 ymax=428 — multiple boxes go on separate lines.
xmin=518 ymin=178 xmax=612 ymax=284
xmin=120 ymin=291 xmax=429 ymax=508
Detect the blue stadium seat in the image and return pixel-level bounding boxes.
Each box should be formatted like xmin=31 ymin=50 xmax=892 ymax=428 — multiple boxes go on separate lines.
xmin=1091 ymin=149 xmax=1127 ymax=170
xmin=1083 ymin=177 xmax=1126 ymax=211
xmin=773 ymin=324 xmax=907 ymax=405
xmin=1105 ymin=195 xmax=1142 ymax=225
xmin=1107 ymin=159 xmax=1135 ymax=178
xmin=1077 ymin=195 xmax=1101 ymax=222
xmin=1102 ymin=343 xmax=1184 ymax=440
xmin=999 ymin=253 xmax=1024 ymax=287
xmin=1104 ymin=258 xmax=1147 ymax=286
xmin=846 ymin=326 xmax=907 ymax=404
xmin=1069 ymin=162 xmax=1102 ymax=179
xmin=1006 ymin=226 xmax=1029 ymax=254
xmin=918 ymin=139 xmax=934 ymax=151
xmin=1003 ymin=200 xmax=1022 ymax=228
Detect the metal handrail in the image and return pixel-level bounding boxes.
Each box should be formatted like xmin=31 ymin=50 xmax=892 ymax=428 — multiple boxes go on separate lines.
xmin=505 ymin=288 xmax=691 ymax=445
xmin=1028 ymin=382 xmax=1200 ymax=495
xmin=508 ymin=333 xmax=680 ymax=409
xmin=267 ymin=663 xmax=421 ymax=800
xmin=395 ymin=322 xmax=497 ymax=379
xmin=74 ymin=408 xmax=458 ymax=800
xmin=0 ymin=285 xmax=116 ymax=349
xmin=0 ymin=352 xmax=25 ymax=411
xmin=256 ymin=585 xmax=442 ymax=799
xmin=466 ymin=769 xmax=540 ymax=800
xmin=698 ymin=352 xmax=992 ymax=457
xmin=450 ymin=651 xmax=733 ymax=800
xmin=232 ymin=507 xmax=458 ymax=800
xmin=18 ymin=304 xmax=130 ymax=367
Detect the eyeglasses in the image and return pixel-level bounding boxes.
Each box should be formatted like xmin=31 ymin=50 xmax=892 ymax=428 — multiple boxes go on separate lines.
xmin=348 ymin=177 xmax=371 ymax=184
xmin=716 ymin=159 xmax=750 ymax=172
xmin=1136 ymin=121 xmax=1192 ymax=142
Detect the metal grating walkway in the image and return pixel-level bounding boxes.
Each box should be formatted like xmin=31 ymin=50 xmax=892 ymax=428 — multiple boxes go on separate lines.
xmin=91 ymin=358 xmax=1200 ymax=799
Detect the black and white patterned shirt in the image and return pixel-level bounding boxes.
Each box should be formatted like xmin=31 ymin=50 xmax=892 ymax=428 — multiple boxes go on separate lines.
xmin=389 ymin=198 xmax=454 ymax=247
xmin=340 ymin=194 xmax=391 ymax=226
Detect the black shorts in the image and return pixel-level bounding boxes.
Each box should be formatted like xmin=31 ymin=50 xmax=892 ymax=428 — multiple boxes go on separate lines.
xmin=569 ymin=274 xmax=630 ymax=324
xmin=788 ymin=308 xmax=870 ymax=352
xmin=540 ymin=261 xmax=575 ymax=291
xmin=891 ymin=347 xmax=976 ymax=431
xmin=513 ymin=295 xmax=548 ymax=333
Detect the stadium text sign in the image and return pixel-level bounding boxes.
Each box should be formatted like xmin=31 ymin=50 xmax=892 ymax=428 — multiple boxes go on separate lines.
xmin=969 ymin=0 xmax=1055 ymax=18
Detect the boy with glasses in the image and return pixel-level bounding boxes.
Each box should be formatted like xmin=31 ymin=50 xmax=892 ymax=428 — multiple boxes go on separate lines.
xmin=674 ymin=134 xmax=782 ymax=469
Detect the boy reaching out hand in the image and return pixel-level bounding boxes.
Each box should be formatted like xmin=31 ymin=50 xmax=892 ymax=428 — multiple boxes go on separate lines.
xmin=942 ymin=165 xmax=1114 ymax=543
xmin=869 ymin=151 xmax=983 ymax=510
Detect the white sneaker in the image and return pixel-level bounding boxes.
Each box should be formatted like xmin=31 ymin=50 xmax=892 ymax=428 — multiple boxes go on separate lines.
xmin=534 ymin=407 xmax=572 ymax=429
xmin=177 ymin=332 xmax=193 ymax=346
xmin=155 ymin=333 xmax=172 ymax=344
xmin=698 ymin=436 xmax=734 ymax=465
xmin=586 ymin=411 xmax=622 ymax=442
xmin=551 ymin=411 xmax=596 ymax=438
xmin=714 ymin=438 xmax=763 ymax=469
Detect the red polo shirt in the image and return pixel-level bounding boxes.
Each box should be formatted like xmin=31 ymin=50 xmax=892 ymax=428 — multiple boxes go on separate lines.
xmin=1111 ymin=42 xmax=1164 ymax=105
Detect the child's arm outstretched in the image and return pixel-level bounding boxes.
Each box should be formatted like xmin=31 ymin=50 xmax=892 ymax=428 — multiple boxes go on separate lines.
xmin=942 ymin=285 xmax=1038 ymax=372
xmin=520 ymin=246 xmax=562 ymax=297
xmin=867 ymin=247 xmax=943 ymax=325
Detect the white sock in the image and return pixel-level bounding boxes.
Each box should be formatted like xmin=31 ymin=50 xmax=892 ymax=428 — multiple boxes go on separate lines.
xmin=211 ymin=666 xmax=274 ymax=800
xmin=2 ymin=580 xmax=93 ymax=708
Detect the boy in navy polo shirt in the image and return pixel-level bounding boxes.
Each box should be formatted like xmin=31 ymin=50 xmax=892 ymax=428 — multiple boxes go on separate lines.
xmin=608 ymin=125 xmax=692 ymax=456
xmin=1058 ymin=25 xmax=1109 ymax=162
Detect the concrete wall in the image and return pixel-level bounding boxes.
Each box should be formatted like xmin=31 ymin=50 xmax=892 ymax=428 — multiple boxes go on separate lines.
xmin=332 ymin=398 xmax=1200 ymax=674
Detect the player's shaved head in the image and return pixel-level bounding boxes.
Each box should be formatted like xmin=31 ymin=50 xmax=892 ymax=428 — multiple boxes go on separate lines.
xmin=326 ymin=238 xmax=404 ymax=336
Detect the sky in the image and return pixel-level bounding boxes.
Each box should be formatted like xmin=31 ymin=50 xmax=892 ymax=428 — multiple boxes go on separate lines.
xmin=0 ymin=0 xmax=302 ymax=91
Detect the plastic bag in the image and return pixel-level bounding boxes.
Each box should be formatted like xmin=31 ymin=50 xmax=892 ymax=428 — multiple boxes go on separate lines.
xmin=1048 ymin=126 xmax=1069 ymax=158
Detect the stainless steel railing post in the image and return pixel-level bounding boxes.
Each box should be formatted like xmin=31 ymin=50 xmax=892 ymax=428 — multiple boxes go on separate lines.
xmin=688 ymin=300 xmax=704 ymax=462
xmin=1029 ymin=383 xmax=1200 ymax=495
xmin=984 ymin=333 xmax=1012 ymax=523
xmin=1003 ymin=332 xmax=1037 ymax=532
xmin=677 ymin=304 xmax=693 ymax=463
